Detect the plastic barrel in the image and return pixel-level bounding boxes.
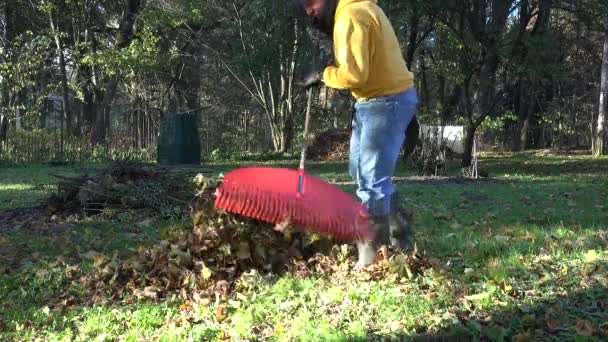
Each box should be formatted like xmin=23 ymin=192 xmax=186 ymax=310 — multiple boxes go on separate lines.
xmin=157 ymin=112 xmax=201 ymax=165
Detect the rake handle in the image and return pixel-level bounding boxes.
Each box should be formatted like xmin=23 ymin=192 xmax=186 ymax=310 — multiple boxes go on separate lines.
xmin=298 ymin=88 xmax=313 ymax=193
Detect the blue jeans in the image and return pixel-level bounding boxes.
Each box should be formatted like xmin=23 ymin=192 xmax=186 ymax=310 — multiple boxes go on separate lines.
xmin=349 ymin=87 xmax=418 ymax=216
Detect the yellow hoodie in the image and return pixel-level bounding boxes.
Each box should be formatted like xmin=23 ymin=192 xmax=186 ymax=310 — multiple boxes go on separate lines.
xmin=322 ymin=0 xmax=414 ymax=100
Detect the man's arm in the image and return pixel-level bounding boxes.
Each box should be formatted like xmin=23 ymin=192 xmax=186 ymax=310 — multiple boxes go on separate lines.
xmin=323 ymin=12 xmax=372 ymax=90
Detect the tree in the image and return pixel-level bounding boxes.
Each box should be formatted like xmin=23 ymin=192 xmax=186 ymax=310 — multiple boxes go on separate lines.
xmin=594 ymin=10 xmax=608 ymax=156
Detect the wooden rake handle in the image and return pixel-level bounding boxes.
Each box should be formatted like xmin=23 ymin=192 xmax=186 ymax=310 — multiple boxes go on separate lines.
xmin=298 ymin=88 xmax=314 ymax=194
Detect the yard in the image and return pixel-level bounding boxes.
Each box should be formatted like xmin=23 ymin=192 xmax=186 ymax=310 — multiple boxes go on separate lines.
xmin=1 ymin=153 xmax=607 ymax=341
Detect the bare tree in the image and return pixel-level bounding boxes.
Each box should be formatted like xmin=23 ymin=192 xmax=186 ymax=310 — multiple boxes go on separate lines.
xmin=594 ymin=12 xmax=608 ymax=156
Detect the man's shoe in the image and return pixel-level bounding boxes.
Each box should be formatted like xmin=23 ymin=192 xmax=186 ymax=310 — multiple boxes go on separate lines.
xmin=354 ymin=215 xmax=390 ymax=270
xmin=389 ymin=192 xmax=415 ymax=252
xmin=389 ymin=209 xmax=415 ymax=251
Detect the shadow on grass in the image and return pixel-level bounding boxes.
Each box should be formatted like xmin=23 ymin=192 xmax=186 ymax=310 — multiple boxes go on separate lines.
xmin=348 ymin=285 xmax=608 ymax=341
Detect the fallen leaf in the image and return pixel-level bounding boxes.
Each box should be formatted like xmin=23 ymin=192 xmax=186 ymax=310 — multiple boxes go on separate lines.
xmin=598 ymin=230 xmax=607 ymax=243
xmin=137 ymin=286 xmax=160 ymax=300
xmin=575 ymin=319 xmax=595 ymax=336
xmin=219 ymin=330 xmax=230 ymax=340
xmin=432 ymin=211 xmax=452 ymax=221
xmin=584 ymin=250 xmax=599 ymax=263
xmin=465 ymin=292 xmax=491 ymax=302
xmin=500 ymin=226 xmax=515 ymax=233
xmin=512 ymin=333 xmax=531 ymax=342
xmin=214 ymin=305 xmax=227 ymax=323
xmin=518 ymin=232 xmax=536 ymax=241
xmin=450 ymin=222 xmax=463 ymax=230
xmin=274 ymin=323 xmax=286 ymax=334
xmin=545 ymin=317 xmax=564 ymax=331
xmin=179 ymin=301 xmax=192 ymax=313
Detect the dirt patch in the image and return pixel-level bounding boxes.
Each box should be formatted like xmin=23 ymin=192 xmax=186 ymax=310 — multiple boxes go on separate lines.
xmin=0 ymin=206 xmax=48 ymax=229
xmin=334 ymin=176 xmax=502 ymax=186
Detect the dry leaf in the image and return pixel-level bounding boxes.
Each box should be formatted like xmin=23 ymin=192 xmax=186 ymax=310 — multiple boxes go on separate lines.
xmin=575 ymin=319 xmax=595 ymax=336
xmin=214 ymin=305 xmax=227 ymax=323
xmin=465 ymin=292 xmax=490 ymax=302
xmin=450 ymin=222 xmax=463 ymax=230
xmin=499 ymin=226 xmax=515 ymax=233
xmin=545 ymin=317 xmax=564 ymax=331
xmin=137 ymin=286 xmax=160 ymax=299
xmin=512 ymin=333 xmax=531 ymax=342
xmin=519 ymin=232 xmax=536 ymax=241
xmin=219 ymin=330 xmax=231 ymax=340
xmin=584 ymin=250 xmax=599 ymax=263
xmin=432 ymin=211 xmax=452 ymax=221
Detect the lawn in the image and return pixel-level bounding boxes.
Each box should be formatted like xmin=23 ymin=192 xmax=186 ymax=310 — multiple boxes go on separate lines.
xmin=1 ymin=153 xmax=607 ymax=341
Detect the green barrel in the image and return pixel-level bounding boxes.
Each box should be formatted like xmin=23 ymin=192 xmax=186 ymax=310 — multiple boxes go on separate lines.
xmin=157 ymin=112 xmax=201 ymax=165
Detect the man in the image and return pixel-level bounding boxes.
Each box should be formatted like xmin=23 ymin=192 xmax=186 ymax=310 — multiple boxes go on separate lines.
xmin=295 ymin=0 xmax=418 ymax=269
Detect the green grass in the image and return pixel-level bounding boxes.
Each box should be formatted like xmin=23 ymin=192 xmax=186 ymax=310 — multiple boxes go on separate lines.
xmin=1 ymin=154 xmax=608 ymax=341
xmin=0 ymin=163 xmax=107 ymax=211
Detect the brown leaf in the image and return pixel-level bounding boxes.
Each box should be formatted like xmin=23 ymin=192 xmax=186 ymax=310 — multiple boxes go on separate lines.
xmin=598 ymin=230 xmax=607 ymax=243
xmin=432 ymin=211 xmax=452 ymax=221
xmin=575 ymin=320 xmax=595 ymax=336
xmin=179 ymin=301 xmax=192 ymax=313
xmin=512 ymin=333 xmax=531 ymax=342
xmin=140 ymin=286 xmax=160 ymax=299
xmin=214 ymin=305 xmax=227 ymax=323
xmin=545 ymin=317 xmax=564 ymax=331
xmin=499 ymin=226 xmax=515 ymax=233
xmin=219 ymin=330 xmax=231 ymax=340
xmin=518 ymin=232 xmax=536 ymax=241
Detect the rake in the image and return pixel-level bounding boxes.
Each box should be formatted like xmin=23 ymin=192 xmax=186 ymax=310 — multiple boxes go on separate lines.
xmin=213 ymin=89 xmax=373 ymax=242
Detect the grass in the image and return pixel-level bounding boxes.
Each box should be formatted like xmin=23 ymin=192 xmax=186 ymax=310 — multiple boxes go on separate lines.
xmin=1 ymin=153 xmax=607 ymax=341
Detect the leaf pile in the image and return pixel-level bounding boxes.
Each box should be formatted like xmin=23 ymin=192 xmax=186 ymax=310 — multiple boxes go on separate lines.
xmin=77 ymin=174 xmax=433 ymax=306
xmin=47 ymin=161 xmax=192 ymax=217
xmin=306 ymin=128 xmax=350 ymax=161
xmin=78 ymin=174 xmax=309 ymax=304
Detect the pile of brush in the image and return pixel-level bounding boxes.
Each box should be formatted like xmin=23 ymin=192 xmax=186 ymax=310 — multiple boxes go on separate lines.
xmin=47 ymin=161 xmax=193 ymax=217
xmin=307 ymin=129 xmax=351 ymax=161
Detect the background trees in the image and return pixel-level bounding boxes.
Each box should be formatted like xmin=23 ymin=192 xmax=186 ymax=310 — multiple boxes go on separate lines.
xmin=0 ymin=0 xmax=606 ymax=164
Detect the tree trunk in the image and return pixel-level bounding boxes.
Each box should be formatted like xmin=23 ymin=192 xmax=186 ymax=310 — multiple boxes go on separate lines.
xmin=49 ymin=9 xmax=73 ymax=135
xmin=461 ymin=0 xmax=510 ymax=167
xmin=91 ymin=0 xmax=143 ymax=145
xmin=462 ymin=123 xmax=478 ymax=167
xmin=405 ymin=12 xmax=419 ymax=69
xmin=594 ymin=17 xmax=608 ymax=156
xmin=0 ymin=115 xmax=8 ymax=142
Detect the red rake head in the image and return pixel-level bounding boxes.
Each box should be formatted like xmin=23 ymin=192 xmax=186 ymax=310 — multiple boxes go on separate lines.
xmin=213 ymin=167 xmax=374 ymax=242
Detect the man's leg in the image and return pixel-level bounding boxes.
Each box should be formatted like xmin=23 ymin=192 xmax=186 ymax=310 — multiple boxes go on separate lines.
xmin=356 ymin=89 xmax=417 ymax=216
xmin=353 ymin=89 xmax=417 ymax=268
